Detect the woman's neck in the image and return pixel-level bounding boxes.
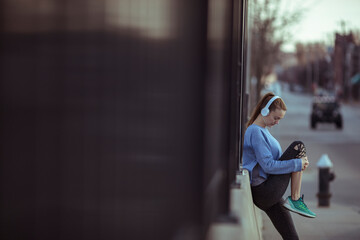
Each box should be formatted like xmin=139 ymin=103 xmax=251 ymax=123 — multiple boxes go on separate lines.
xmin=253 ymin=114 xmax=266 ymax=128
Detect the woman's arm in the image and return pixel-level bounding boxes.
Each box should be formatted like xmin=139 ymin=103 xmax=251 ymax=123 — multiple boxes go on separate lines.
xmin=251 ymin=130 xmax=302 ymax=174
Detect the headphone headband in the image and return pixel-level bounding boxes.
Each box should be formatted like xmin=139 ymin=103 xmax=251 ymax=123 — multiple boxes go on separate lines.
xmin=261 ymin=95 xmax=280 ymax=116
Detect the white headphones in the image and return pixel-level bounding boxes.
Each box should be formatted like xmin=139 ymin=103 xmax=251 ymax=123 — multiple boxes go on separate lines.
xmin=261 ymin=96 xmax=280 ymax=116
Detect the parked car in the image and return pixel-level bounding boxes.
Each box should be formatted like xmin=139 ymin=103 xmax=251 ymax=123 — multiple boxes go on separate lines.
xmin=310 ymin=93 xmax=343 ymax=129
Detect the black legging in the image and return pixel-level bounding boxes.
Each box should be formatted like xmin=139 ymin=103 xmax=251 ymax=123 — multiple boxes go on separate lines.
xmin=251 ymin=141 xmax=306 ymax=240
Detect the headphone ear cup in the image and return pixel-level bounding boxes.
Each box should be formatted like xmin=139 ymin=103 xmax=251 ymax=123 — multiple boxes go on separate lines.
xmin=261 ymin=108 xmax=269 ymax=116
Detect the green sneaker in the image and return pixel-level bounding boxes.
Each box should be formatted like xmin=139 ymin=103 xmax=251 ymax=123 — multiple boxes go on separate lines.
xmin=283 ymin=194 xmax=316 ymax=218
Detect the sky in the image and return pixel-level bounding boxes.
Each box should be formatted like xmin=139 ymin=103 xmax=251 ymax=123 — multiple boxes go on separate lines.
xmin=282 ymin=0 xmax=360 ymax=52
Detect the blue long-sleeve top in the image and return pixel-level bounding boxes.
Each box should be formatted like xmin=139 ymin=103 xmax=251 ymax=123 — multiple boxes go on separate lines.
xmin=242 ymin=124 xmax=302 ymax=184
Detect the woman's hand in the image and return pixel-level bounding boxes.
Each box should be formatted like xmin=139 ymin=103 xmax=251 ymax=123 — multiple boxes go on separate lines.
xmin=301 ymin=156 xmax=309 ymax=171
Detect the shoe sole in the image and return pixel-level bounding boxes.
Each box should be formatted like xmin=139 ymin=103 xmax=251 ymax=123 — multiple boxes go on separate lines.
xmin=283 ymin=203 xmax=316 ymax=218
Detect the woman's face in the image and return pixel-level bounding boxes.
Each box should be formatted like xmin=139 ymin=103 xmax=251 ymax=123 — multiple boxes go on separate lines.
xmin=265 ymin=108 xmax=286 ymax=127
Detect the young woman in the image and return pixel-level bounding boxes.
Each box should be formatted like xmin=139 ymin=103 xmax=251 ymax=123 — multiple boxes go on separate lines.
xmin=242 ymin=92 xmax=316 ymax=240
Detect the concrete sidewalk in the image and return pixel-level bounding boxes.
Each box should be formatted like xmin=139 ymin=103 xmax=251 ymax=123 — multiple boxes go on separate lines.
xmin=262 ymin=200 xmax=360 ymax=240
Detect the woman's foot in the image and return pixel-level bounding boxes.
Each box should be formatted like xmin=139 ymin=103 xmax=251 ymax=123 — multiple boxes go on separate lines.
xmin=283 ymin=194 xmax=316 ymax=218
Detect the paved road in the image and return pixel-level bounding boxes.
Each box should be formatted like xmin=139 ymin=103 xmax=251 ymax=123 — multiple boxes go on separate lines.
xmin=262 ymin=87 xmax=360 ymax=240
xmin=270 ymin=88 xmax=360 ymax=207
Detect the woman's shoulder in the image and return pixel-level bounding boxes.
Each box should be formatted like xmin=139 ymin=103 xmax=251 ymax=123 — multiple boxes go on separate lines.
xmin=246 ymin=124 xmax=265 ymax=133
xmin=245 ymin=124 xmax=266 ymax=137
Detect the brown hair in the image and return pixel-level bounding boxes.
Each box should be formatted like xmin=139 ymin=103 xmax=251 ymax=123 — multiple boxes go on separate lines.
xmin=246 ymin=92 xmax=287 ymax=128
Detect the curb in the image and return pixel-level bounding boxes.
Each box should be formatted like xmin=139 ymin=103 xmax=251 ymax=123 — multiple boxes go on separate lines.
xmin=207 ymin=169 xmax=263 ymax=240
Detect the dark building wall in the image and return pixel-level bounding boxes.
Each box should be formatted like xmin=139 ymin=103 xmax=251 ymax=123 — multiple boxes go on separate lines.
xmin=0 ymin=1 xmax=245 ymax=239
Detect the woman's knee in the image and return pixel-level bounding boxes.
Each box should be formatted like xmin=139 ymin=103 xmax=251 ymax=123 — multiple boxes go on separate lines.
xmin=291 ymin=140 xmax=304 ymax=148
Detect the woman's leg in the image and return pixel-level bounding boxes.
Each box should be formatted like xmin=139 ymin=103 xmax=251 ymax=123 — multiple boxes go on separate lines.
xmin=265 ymin=201 xmax=299 ymax=240
xmin=251 ymin=142 xmax=302 ymax=240
xmin=251 ymin=173 xmax=291 ymax=210
xmin=291 ymin=171 xmax=302 ymax=200
xmin=251 ymin=141 xmax=309 ymax=239
xmin=251 ymin=149 xmax=300 ymax=238
xmin=281 ymin=141 xmax=316 ymax=218
xmin=280 ymin=141 xmax=306 ymax=200
xmin=251 ymin=178 xmax=299 ymax=239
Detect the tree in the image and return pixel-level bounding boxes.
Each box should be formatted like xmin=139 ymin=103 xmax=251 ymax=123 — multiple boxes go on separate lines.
xmin=248 ymin=0 xmax=304 ymax=102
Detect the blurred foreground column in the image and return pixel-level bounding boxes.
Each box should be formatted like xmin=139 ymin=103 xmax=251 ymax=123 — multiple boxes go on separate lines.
xmin=0 ymin=0 xmax=244 ymax=240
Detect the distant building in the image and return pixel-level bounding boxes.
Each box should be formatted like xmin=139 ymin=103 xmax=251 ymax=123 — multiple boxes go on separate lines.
xmin=333 ymin=32 xmax=360 ymax=101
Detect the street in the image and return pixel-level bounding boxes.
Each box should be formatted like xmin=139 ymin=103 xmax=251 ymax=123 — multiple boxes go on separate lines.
xmin=270 ymin=86 xmax=360 ymax=207
xmin=262 ymin=86 xmax=360 ymax=240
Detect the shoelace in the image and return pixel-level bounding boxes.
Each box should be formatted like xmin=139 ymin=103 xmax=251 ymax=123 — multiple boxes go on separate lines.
xmin=299 ymin=194 xmax=308 ymax=208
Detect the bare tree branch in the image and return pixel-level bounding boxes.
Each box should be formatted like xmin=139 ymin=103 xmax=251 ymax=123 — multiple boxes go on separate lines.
xmin=249 ymin=0 xmax=306 ymax=101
